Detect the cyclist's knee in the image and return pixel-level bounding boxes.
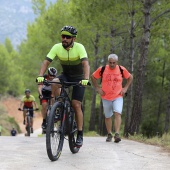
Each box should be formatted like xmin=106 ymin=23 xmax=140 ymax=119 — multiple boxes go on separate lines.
xmin=72 ymin=100 xmax=81 ymax=109
xmin=52 ymin=78 xmax=60 ymax=85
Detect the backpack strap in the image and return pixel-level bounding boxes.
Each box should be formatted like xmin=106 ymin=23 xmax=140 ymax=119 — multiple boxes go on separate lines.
xmin=118 ymin=65 xmax=124 ymax=78
xmin=99 ymin=66 xmax=106 ymax=83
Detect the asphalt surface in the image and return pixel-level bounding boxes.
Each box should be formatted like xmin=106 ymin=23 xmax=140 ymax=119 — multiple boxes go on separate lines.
xmin=0 ymin=129 xmax=170 ymax=170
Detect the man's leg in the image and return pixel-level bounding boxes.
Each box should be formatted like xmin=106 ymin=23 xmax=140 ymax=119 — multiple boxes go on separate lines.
xmin=114 ymin=112 xmax=122 ymax=134
xmin=41 ymin=102 xmax=47 ymax=119
xmin=41 ymin=102 xmax=47 ymax=129
xmin=112 ymin=97 xmax=123 ymax=143
xmin=72 ymin=99 xmax=83 ymax=147
xmin=51 ymin=78 xmax=61 ymax=104
xmin=72 ymin=100 xmax=83 ymax=131
xmin=113 ymin=112 xmax=122 ymax=143
xmin=105 ymin=117 xmax=112 ymax=134
xmin=102 ymin=99 xmax=113 ymax=142
xmin=105 ymin=117 xmax=113 ymax=142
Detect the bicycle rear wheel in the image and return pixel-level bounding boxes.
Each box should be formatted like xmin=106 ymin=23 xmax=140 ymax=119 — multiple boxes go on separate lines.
xmin=46 ymin=102 xmax=64 ymax=161
xmin=68 ymin=111 xmax=80 ymax=153
xmin=26 ymin=116 xmax=31 ymax=136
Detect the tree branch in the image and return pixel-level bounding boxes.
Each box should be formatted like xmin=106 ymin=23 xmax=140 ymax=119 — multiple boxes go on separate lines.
xmin=151 ymin=9 xmax=170 ymax=24
xmin=151 ymin=0 xmax=158 ymax=5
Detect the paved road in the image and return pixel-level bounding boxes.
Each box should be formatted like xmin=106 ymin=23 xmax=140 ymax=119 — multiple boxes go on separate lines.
xmin=0 ymin=129 xmax=170 ymax=170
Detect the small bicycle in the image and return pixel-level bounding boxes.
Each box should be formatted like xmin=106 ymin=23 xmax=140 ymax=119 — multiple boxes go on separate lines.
xmin=19 ymin=108 xmax=37 ymax=136
xmin=44 ymin=80 xmax=90 ymax=161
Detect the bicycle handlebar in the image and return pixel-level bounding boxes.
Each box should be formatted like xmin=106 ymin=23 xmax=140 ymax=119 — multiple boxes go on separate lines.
xmin=41 ymin=80 xmax=91 ymax=87
xmin=18 ymin=108 xmax=38 ymax=111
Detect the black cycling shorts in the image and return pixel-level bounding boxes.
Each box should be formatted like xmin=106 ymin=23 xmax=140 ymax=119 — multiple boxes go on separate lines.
xmin=40 ymin=90 xmax=51 ymax=105
xmin=23 ymin=106 xmax=34 ymax=117
xmin=57 ymin=74 xmax=85 ymax=102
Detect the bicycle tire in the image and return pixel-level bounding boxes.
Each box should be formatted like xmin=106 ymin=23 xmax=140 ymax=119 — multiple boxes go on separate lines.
xmin=27 ymin=116 xmax=31 ymax=136
xmin=46 ymin=102 xmax=65 ymax=161
xmin=68 ymin=110 xmax=80 ymax=153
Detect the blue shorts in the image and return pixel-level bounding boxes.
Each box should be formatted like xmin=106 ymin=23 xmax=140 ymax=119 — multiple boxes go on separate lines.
xmin=102 ymin=97 xmax=123 ymax=118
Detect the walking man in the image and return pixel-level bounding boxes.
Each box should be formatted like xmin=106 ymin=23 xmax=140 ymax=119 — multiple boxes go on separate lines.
xmin=91 ymin=54 xmax=133 ymax=142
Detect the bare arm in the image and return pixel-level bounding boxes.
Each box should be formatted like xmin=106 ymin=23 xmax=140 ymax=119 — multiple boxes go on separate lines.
xmin=121 ymin=74 xmax=133 ymax=95
xmin=33 ymin=101 xmax=39 ymax=109
xmin=39 ymin=60 xmax=51 ymax=76
xmin=38 ymin=84 xmax=43 ymax=96
xmin=91 ymin=75 xmax=100 ymax=90
xmin=91 ymin=75 xmax=105 ymax=96
xmin=82 ymin=60 xmax=90 ymax=80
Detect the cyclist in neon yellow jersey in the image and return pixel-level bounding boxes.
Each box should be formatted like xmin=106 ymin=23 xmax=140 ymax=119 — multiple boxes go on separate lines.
xmin=36 ymin=26 xmax=90 ymax=147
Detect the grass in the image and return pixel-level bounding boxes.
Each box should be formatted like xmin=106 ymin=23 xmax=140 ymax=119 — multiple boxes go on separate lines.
xmin=84 ymin=131 xmax=100 ymax=137
xmin=128 ymin=132 xmax=170 ymax=151
xmin=0 ymin=103 xmax=21 ymax=136
xmin=84 ymin=130 xmax=170 ymax=152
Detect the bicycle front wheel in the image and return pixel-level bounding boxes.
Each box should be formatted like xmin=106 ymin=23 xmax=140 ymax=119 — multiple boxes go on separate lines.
xmin=46 ymin=102 xmax=64 ymax=161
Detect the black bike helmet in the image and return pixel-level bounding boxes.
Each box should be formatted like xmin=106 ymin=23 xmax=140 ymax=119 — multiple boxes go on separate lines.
xmin=61 ymin=26 xmax=77 ymax=37
xmin=48 ymin=67 xmax=57 ymax=76
xmin=25 ymin=89 xmax=31 ymax=93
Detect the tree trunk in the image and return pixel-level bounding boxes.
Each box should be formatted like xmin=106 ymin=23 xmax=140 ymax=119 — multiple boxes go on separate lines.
xmin=89 ymin=33 xmax=100 ymax=131
xmin=98 ymin=99 xmax=103 ymax=135
xmin=157 ymin=61 xmax=165 ymax=130
xmin=89 ymin=89 xmax=97 ymax=131
xmin=128 ymin=0 xmax=152 ymax=135
xmin=164 ymin=82 xmax=170 ymax=133
xmin=124 ymin=7 xmax=135 ymax=137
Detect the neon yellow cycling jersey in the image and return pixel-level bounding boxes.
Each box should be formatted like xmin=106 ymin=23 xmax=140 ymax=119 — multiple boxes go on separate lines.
xmin=46 ymin=42 xmax=88 ymax=78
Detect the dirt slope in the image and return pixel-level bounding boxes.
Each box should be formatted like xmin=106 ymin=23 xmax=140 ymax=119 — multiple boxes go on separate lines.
xmin=1 ymin=97 xmax=42 ymax=133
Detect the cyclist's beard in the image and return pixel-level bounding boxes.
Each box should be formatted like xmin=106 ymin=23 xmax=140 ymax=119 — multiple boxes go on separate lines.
xmin=62 ymin=39 xmax=73 ymax=49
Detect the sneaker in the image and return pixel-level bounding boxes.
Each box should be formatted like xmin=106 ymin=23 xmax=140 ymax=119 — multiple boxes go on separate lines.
xmin=114 ymin=133 xmax=121 ymax=143
xmin=41 ymin=120 xmax=46 ymax=129
xmin=23 ymin=120 xmax=26 ymax=125
xmin=31 ymin=128 xmax=33 ymax=133
xmin=75 ymin=134 xmax=83 ymax=147
xmin=106 ymin=133 xmax=113 ymax=142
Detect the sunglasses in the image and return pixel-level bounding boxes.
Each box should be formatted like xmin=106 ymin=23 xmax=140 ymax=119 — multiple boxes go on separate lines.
xmin=61 ymin=35 xmax=72 ymax=39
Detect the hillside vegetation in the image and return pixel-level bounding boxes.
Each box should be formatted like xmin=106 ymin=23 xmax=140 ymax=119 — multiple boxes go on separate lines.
xmin=0 ymin=103 xmax=21 ymax=136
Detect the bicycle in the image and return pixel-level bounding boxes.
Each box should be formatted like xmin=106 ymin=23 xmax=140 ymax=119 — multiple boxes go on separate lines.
xmin=19 ymin=108 xmax=38 ymax=136
xmin=44 ymin=80 xmax=90 ymax=161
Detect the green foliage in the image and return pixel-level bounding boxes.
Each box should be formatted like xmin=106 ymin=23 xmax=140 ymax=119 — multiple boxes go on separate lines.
xmin=141 ymin=118 xmax=163 ymax=138
xmin=1 ymin=0 xmax=170 ymax=136
xmin=83 ymin=100 xmax=91 ymax=132
xmin=32 ymin=0 xmax=47 ymax=16
xmin=0 ymin=104 xmax=21 ymax=136
xmin=0 ymin=43 xmax=10 ymax=93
